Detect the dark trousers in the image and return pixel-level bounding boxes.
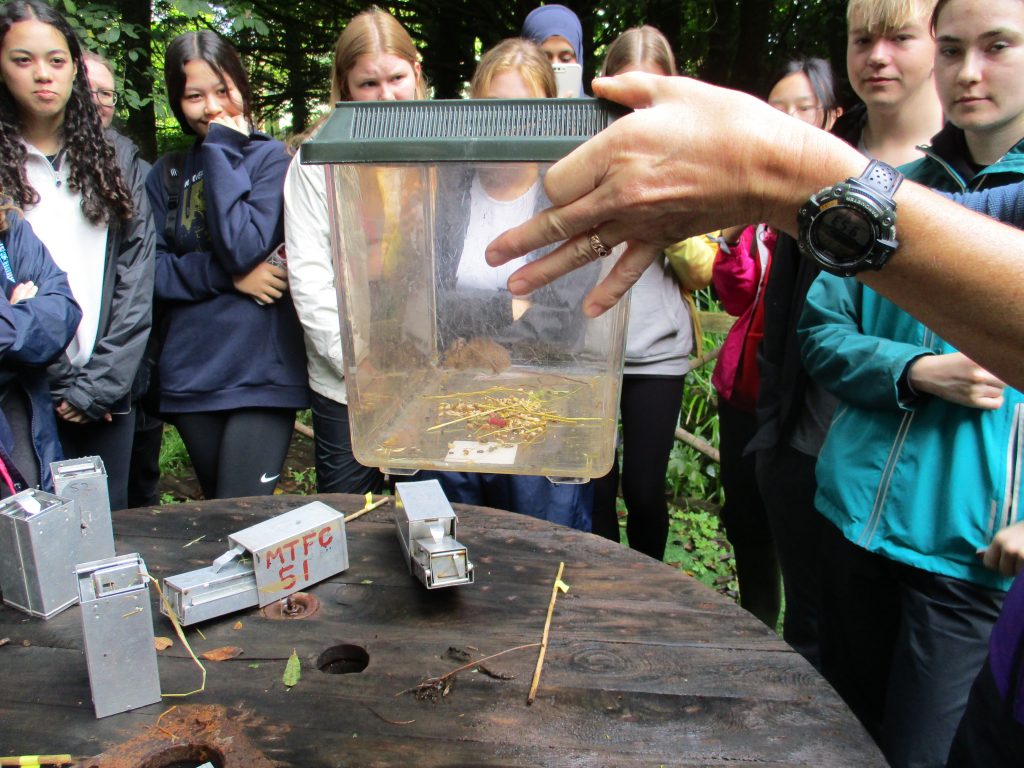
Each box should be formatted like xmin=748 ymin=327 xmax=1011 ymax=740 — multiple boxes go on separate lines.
xmin=421 ymin=471 xmax=593 ymax=532
xmin=310 ymin=391 xmax=384 ymax=494
xmin=717 ymin=397 xmax=780 ymax=628
xmin=756 ymin=442 xmax=825 ymax=669
xmin=174 ymin=408 xmax=295 ymax=499
xmin=57 ymin=407 xmax=135 ymax=511
xmin=127 ymin=407 xmax=163 ymax=508
xmin=592 ymin=375 xmax=685 ymax=559
xmin=947 ymin=657 xmax=1024 ymax=768
xmin=817 ymin=520 xmax=1004 ymax=768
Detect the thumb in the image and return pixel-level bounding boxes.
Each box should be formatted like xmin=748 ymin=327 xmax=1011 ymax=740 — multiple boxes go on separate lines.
xmin=592 ymin=72 xmax=662 ymax=109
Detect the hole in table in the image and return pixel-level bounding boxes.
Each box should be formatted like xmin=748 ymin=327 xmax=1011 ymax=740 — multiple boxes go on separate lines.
xmin=317 ymin=643 xmax=369 ymax=674
xmin=137 ymin=743 xmax=226 ymax=768
xmin=261 ymin=591 xmax=321 ymax=620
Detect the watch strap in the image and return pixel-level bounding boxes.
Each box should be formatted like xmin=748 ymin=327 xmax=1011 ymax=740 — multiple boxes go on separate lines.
xmin=860 ymin=159 xmax=903 ymax=198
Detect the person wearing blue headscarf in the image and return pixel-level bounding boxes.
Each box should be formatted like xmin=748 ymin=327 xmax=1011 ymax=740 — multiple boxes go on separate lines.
xmin=521 ymin=4 xmax=584 ymax=78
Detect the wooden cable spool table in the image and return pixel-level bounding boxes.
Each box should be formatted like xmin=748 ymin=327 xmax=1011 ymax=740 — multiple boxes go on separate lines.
xmin=0 ymin=493 xmax=885 ymax=767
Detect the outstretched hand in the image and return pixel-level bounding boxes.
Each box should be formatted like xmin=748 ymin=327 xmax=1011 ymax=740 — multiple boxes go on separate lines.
xmin=485 ymin=72 xmax=860 ymax=317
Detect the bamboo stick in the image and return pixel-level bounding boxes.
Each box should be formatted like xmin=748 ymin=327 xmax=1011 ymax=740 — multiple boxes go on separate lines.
xmin=527 ymin=561 xmax=567 ymax=705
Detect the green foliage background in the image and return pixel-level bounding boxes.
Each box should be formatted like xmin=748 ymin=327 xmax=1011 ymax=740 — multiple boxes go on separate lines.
xmin=56 ymin=0 xmax=850 ymax=160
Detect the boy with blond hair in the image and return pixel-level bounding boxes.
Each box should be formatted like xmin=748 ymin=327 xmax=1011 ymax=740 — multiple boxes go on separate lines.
xmin=751 ymin=0 xmax=944 ymax=680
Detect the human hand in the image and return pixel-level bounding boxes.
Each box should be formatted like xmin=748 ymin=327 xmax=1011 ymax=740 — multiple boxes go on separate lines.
xmin=233 ymin=261 xmax=287 ymax=304
xmin=55 ymin=399 xmax=108 ymax=424
xmin=485 ymin=72 xmax=865 ymax=317
xmin=9 ymin=281 xmax=37 ymax=303
xmin=981 ymin=521 xmax=1024 ymax=577
xmin=210 ymin=113 xmax=249 ymax=136
xmin=907 ymin=352 xmax=1006 ymax=409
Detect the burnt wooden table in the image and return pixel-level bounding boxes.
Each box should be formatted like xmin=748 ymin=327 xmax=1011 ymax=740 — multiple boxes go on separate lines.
xmin=0 ymin=494 xmax=885 ymax=767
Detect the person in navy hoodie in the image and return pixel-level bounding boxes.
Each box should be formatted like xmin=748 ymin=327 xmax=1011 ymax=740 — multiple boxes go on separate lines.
xmin=146 ymin=31 xmax=308 ymax=499
xmin=0 ymin=199 xmax=81 ymax=494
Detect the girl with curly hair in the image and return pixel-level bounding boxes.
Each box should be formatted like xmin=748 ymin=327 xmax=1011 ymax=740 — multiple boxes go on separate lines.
xmin=0 ymin=0 xmax=153 ymax=508
xmin=146 ymin=31 xmax=308 ymax=499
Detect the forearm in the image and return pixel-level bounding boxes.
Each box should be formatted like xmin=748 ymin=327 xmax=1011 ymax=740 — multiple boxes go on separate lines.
xmin=858 ymin=185 xmax=1024 ymax=390
xmin=726 ymin=120 xmax=1024 ymax=388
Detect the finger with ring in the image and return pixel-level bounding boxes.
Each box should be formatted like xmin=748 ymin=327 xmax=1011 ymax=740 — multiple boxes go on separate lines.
xmin=589 ymin=233 xmax=612 ymax=260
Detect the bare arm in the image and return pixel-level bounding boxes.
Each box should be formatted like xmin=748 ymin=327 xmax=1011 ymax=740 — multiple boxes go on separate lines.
xmin=485 ymin=72 xmax=1024 ymax=389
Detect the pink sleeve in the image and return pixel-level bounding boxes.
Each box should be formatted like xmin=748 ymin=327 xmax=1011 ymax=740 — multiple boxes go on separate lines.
xmin=712 ymin=225 xmax=760 ymax=317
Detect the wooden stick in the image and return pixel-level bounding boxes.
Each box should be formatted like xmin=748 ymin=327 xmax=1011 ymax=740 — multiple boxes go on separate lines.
xmin=674 ymin=426 xmax=720 ymax=463
xmin=0 ymin=757 xmax=74 ymax=766
xmin=687 ymin=344 xmax=722 ymax=371
xmin=344 ymin=496 xmax=390 ymax=524
xmin=527 ymin=561 xmax=566 ymax=705
xmin=293 ymin=420 xmax=314 ymax=440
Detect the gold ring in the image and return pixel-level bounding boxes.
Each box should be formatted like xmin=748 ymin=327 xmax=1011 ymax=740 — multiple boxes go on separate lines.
xmin=589 ymin=233 xmax=611 ymax=259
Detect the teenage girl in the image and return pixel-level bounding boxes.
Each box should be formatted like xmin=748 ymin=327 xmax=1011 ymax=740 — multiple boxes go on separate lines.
xmin=713 ymin=59 xmax=840 ymax=628
xmin=0 ymin=0 xmax=153 ymax=509
xmin=147 ymin=31 xmax=308 ymax=499
xmin=419 ymin=38 xmax=598 ymax=531
xmin=588 ymin=26 xmax=716 ymax=560
xmin=285 ymin=7 xmax=426 ymax=494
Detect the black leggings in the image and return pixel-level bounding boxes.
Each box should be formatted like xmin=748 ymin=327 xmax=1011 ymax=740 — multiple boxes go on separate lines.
xmin=174 ymin=408 xmax=295 ymax=499
xmin=592 ymin=375 xmax=685 ymax=559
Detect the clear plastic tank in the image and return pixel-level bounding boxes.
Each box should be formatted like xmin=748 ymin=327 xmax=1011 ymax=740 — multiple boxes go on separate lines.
xmin=301 ymin=100 xmax=629 ymax=481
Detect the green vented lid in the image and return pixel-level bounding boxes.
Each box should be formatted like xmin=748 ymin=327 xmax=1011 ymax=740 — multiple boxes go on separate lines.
xmin=300 ymin=98 xmax=628 ymax=164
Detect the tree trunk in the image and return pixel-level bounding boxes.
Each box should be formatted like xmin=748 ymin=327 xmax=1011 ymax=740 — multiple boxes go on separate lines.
xmin=115 ymin=0 xmax=156 ymax=161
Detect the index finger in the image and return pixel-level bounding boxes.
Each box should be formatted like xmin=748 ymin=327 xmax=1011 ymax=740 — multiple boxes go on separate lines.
xmin=486 ymin=197 xmax=596 ymax=269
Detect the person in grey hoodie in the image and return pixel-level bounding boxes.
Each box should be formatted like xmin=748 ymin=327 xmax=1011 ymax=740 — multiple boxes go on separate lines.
xmin=589 ymin=27 xmax=714 ymax=559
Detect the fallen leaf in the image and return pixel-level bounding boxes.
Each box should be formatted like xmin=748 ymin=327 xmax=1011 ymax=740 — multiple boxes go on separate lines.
xmin=283 ymin=649 xmax=301 ymax=687
xmin=154 ymin=636 xmax=173 ymax=651
xmin=233 ymin=621 xmax=243 ymax=630
xmin=200 ymin=645 xmax=243 ymax=662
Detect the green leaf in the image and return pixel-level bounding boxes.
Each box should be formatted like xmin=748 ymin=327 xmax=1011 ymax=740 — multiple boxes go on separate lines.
xmin=62 ymin=0 xmax=77 ymax=13
xmin=283 ymin=649 xmax=301 ymax=687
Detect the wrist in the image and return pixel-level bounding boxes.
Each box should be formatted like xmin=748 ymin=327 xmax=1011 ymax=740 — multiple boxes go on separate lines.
xmin=760 ymin=127 xmax=867 ymax=240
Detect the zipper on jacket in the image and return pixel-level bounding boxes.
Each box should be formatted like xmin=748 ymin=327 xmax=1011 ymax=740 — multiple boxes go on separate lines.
xmin=859 ymin=410 xmax=915 ymax=548
xmin=999 ymin=403 xmax=1024 ymax=535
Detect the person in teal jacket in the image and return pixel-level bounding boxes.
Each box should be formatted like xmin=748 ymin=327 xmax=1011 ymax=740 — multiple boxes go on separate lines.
xmin=798 ymin=2 xmax=1024 ymax=765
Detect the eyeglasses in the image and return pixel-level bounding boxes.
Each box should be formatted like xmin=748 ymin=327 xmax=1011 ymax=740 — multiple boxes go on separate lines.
xmin=90 ymin=89 xmax=118 ymax=107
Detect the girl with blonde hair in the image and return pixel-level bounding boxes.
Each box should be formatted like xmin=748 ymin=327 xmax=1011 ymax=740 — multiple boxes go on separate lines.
xmin=421 ymin=38 xmax=598 ymax=531
xmin=285 ymin=7 xmax=425 ymax=493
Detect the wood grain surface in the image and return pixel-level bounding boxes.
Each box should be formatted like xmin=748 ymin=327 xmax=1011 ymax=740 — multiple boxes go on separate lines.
xmin=0 ymin=494 xmax=886 ymax=767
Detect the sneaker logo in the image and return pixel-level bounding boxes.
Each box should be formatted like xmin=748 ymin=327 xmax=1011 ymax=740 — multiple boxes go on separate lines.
xmin=260 ymin=473 xmax=280 ymax=484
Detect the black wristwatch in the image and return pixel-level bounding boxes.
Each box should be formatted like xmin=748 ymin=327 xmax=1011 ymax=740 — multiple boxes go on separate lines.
xmin=797 ymin=159 xmax=903 ymax=276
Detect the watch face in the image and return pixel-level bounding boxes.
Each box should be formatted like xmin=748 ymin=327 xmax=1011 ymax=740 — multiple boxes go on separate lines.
xmin=811 ymin=204 xmax=874 ymax=264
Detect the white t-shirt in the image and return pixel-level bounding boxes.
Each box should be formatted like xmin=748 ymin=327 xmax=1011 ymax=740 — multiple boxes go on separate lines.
xmin=23 ymin=146 xmax=107 ymax=367
xmin=456 ymin=175 xmax=539 ymax=291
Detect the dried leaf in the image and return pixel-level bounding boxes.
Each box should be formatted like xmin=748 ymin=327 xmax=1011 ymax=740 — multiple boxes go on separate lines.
xmin=233 ymin=621 xmax=243 ymax=630
xmin=283 ymin=648 xmax=301 ymax=688
xmin=154 ymin=636 xmax=173 ymax=651
xmin=200 ymin=645 xmax=243 ymax=662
